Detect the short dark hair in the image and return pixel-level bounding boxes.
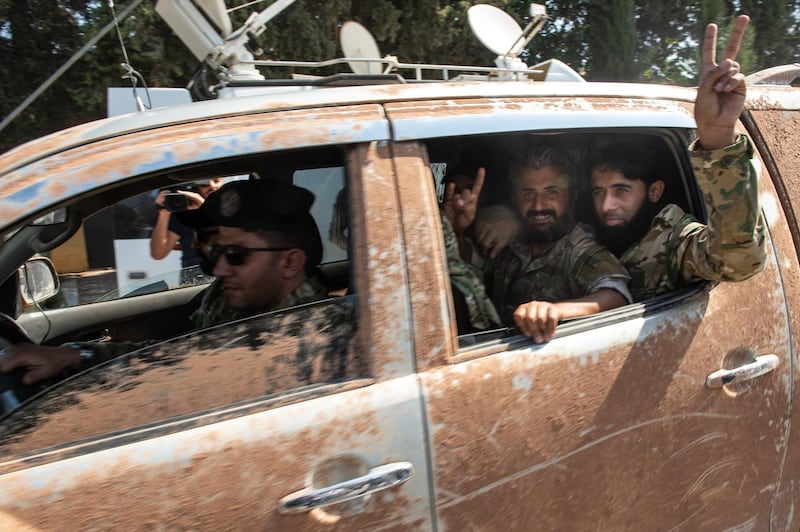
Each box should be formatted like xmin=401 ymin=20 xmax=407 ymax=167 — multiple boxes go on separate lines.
xmin=253 ymin=221 xmax=323 ymax=275
xmin=591 ymin=143 xmax=659 ymax=185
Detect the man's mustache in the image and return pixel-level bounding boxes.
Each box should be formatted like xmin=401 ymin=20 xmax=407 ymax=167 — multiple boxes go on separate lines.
xmin=526 ymin=209 xmax=557 ymax=218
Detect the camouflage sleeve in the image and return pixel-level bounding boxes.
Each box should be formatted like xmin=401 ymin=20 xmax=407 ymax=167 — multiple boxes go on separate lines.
xmin=190 ymin=279 xmax=249 ymax=329
xmin=573 ymin=245 xmax=633 ymax=304
xmin=681 ymin=134 xmax=766 ymax=282
xmin=441 ymin=214 xmax=501 ymax=330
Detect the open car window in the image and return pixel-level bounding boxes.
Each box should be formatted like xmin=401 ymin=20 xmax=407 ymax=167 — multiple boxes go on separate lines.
xmin=423 ymin=128 xmax=702 ymax=345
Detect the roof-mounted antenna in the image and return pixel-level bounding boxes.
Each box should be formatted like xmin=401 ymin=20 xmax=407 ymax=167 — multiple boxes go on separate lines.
xmin=0 ymin=0 xmax=144 ymax=134
xmin=467 ymin=3 xmax=547 ymax=80
xmin=108 ymin=0 xmax=150 ymax=111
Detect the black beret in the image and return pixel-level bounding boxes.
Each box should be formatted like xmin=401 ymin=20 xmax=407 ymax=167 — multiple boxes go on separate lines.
xmin=177 ymin=179 xmax=315 ymax=231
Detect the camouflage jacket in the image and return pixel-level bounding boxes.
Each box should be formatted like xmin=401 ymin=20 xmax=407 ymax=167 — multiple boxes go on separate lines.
xmin=441 ymin=215 xmax=501 ymax=331
xmin=622 ymin=134 xmax=766 ymax=301
xmin=490 ymin=224 xmax=631 ymax=324
xmin=73 ymin=277 xmax=328 ymax=367
xmin=189 ymin=276 xmax=328 ymax=329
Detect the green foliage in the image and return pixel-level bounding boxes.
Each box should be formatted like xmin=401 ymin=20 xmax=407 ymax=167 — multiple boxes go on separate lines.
xmin=0 ymin=0 xmax=198 ymax=153
xmin=1 ymin=0 xmax=798 ymax=153
xmin=584 ymin=0 xmax=636 ymax=81
xmin=740 ymin=0 xmax=800 ymax=70
xmin=634 ymin=1 xmax=699 ymax=85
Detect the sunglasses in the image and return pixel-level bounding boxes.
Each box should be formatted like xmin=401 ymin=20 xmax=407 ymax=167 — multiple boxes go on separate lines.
xmin=208 ymin=244 xmax=293 ymax=266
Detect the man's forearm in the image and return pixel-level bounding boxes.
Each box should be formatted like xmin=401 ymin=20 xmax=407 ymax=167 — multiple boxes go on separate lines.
xmin=685 ymin=134 xmax=766 ymax=281
xmin=556 ymin=288 xmax=627 ymax=320
xmin=150 ymin=210 xmax=174 ymax=259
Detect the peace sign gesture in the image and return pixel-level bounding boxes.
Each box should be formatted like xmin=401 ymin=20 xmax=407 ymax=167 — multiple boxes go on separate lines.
xmin=695 ymin=15 xmax=750 ymax=150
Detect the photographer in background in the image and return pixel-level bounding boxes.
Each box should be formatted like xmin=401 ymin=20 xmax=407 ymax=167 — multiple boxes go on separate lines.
xmin=150 ymin=179 xmax=223 ymax=272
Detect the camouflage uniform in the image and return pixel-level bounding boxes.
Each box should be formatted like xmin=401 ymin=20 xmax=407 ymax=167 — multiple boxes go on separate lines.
xmin=73 ymin=277 xmax=328 ymax=367
xmin=190 ymin=276 xmax=328 ymax=329
xmin=622 ymin=134 xmax=766 ymax=301
xmin=441 ymin=215 xmax=501 ymax=330
xmin=490 ymin=224 xmax=631 ymax=324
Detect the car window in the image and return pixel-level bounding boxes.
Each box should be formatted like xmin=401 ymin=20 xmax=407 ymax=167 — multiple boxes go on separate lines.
xmin=1 ymin=146 xmax=362 ymax=457
xmin=29 ymin=186 xmax=212 ymax=311
xmin=0 ymin=296 xmax=359 ymax=456
xmin=423 ymin=128 xmax=702 ymax=344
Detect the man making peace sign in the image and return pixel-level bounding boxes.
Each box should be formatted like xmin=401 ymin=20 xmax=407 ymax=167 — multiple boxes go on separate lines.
xmin=588 ymin=15 xmax=766 ymax=301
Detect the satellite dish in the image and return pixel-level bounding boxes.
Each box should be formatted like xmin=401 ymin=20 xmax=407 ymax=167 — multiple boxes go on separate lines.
xmin=468 ymin=4 xmax=525 ymax=56
xmin=340 ymin=21 xmax=382 ymax=75
xmin=195 ymin=0 xmax=232 ymax=37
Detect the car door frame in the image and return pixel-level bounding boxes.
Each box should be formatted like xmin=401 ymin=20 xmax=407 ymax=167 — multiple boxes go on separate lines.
xmin=386 ymin=93 xmax=795 ymax=529
xmin=0 ymin=105 xmax=436 ymax=529
xmin=742 ymin=85 xmax=800 ymax=530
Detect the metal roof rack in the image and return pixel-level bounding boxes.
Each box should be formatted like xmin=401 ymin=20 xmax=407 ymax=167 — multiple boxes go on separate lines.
xmin=159 ymin=0 xmax=584 ymax=100
xmin=244 ymin=56 xmax=546 ymax=83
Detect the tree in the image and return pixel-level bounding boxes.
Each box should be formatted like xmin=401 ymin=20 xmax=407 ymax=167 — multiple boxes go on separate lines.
xmin=695 ymin=0 xmax=757 ymax=80
xmin=584 ymin=0 xmax=637 ymax=81
xmin=634 ymin=0 xmax=699 ymax=85
xmin=0 ymin=0 xmax=94 ymax=152
xmin=523 ymin=0 xmax=591 ymax=74
xmin=740 ymin=0 xmax=800 ymax=70
xmin=0 ymin=0 xmax=197 ymax=153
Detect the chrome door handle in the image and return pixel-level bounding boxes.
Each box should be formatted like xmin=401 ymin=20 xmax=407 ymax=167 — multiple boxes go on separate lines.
xmin=278 ymin=461 xmax=414 ymax=514
xmin=705 ymin=354 xmax=779 ymax=388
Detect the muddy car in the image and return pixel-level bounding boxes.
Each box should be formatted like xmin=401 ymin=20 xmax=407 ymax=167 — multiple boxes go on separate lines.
xmin=0 ymin=65 xmax=798 ymax=529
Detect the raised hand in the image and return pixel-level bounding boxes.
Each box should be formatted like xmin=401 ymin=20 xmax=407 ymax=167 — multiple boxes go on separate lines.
xmin=441 ymin=167 xmax=485 ymax=236
xmin=695 ymin=15 xmax=749 ymax=150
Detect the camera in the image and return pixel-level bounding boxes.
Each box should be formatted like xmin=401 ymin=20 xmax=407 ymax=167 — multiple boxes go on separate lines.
xmin=163 ymin=193 xmax=190 ymax=212
xmin=161 ymin=184 xmax=199 ymax=212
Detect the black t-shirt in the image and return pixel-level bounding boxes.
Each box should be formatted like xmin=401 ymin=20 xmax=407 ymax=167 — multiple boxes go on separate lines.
xmin=167 ymin=215 xmax=200 ymax=268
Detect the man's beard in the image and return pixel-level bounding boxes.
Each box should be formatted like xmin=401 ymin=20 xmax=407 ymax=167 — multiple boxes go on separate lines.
xmin=596 ymin=201 xmax=656 ymax=256
xmin=523 ymin=209 xmax=574 ymax=244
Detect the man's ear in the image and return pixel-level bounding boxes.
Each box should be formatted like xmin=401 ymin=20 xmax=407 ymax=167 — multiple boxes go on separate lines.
xmin=281 ymin=249 xmax=307 ymax=279
xmin=648 ymin=180 xmax=665 ymax=203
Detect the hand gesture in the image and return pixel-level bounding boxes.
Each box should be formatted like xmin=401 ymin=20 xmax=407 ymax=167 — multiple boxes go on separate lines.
xmin=441 ymin=168 xmax=485 ymax=235
xmin=695 ymin=15 xmax=749 ymax=150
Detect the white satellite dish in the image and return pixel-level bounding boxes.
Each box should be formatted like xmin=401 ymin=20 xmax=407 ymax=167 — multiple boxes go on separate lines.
xmin=340 ymin=21 xmax=383 ymax=75
xmin=195 ymin=0 xmax=232 ymax=37
xmin=467 ymin=4 xmax=525 ymax=56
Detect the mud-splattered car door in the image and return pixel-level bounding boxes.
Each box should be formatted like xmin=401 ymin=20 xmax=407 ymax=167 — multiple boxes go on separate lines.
xmin=0 ymin=107 xmax=434 ymax=528
xmin=744 ymin=84 xmax=800 ymax=530
xmin=386 ymin=97 xmax=794 ymax=530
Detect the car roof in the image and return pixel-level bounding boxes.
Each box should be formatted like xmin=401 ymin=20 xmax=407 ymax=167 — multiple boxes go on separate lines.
xmin=0 ymin=80 xmax=699 ymax=178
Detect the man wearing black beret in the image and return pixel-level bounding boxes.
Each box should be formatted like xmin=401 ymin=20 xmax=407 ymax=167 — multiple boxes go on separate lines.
xmin=179 ymin=178 xmax=328 ymax=329
xmin=1 ymin=179 xmax=329 ymax=384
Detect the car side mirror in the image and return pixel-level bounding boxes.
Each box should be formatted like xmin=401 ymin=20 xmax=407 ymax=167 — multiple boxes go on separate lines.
xmin=18 ymin=257 xmax=60 ymax=306
xmin=30 ymin=208 xmax=68 ymax=226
